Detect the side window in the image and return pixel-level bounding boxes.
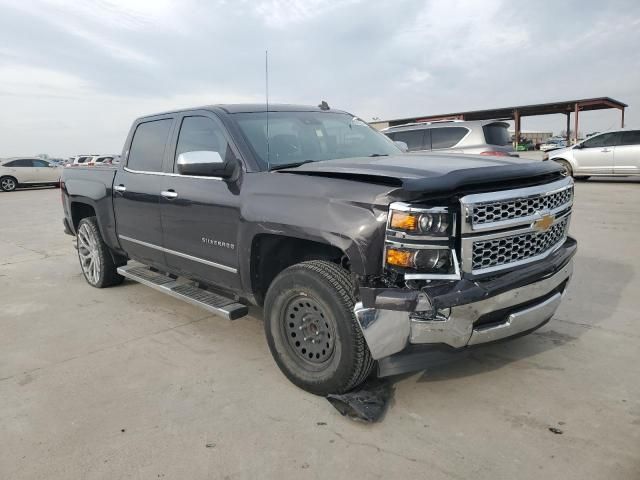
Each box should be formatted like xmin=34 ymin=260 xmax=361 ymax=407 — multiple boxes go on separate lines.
xmin=582 ymin=132 xmax=620 ymax=148
xmin=431 ymin=127 xmax=468 ymax=149
xmin=127 ymin=119 xmax=173 ymax=172
xmin=389 ymin=130 xmax=426 ymax=151
xmin=9 ymin=159 xmax=33 ymax=167
xmin=174 ymin=116 xmax=230 ymax=173
xmin=33 ymin=160 xmax=49 ymax=168
xmin=620 ymin=130 xmax=640 ymax=146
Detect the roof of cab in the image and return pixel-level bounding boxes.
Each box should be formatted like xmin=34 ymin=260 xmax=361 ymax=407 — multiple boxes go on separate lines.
xmin=138 ymin=103 xmax=349 ymax=120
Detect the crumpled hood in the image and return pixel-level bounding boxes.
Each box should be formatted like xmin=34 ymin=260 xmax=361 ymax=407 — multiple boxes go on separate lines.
xmin=278 ymin=153 xmax=563 ymax=193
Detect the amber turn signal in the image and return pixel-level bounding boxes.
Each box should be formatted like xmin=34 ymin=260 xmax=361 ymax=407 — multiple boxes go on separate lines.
xmin=390 ymin=211 xmax=418 ymax=232
xmin=386 ymin=248 xmax=414 ymax=268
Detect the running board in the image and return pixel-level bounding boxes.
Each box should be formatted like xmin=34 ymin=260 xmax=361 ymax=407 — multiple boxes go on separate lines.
xmin=117 ymin=263 xmax=248 ymax=320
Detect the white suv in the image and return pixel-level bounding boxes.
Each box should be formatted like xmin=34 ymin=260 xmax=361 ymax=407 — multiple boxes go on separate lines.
xmin=0 ymin=158 xmax=62 ymax=192
xmin=546 ymin=129 xmax=640 ymax=179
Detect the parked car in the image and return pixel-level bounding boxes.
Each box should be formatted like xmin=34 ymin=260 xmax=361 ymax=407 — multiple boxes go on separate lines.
xmin=382 ymin=119 xmax=517 ymax=156
xmin=67 ymin=155 xmax=96 ymax=167
xmin=61 ymin=104 xmax=576 ymax=395
xmin=540 ymin=138 xmax=567 ymax=152
xmin=516 ymin=138 xmax=535 ymax=151
xmin=87 ymin=155 xmax=117 ymax=166
xmin=0 ymin=157 xmax=62 ymax=191
xmin=545 ymin=129 xmax=640 ymax=179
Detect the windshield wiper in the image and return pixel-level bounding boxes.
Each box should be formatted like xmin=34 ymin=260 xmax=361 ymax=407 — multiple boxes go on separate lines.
xmin=269 ymin=160 xmax=316 ymax=171
xmin=369 ymin=153 xmax=389 ymax=157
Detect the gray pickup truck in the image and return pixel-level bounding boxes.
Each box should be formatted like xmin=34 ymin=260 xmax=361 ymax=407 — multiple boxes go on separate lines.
xmin=61 ymin=104 xmax=577 ymax=395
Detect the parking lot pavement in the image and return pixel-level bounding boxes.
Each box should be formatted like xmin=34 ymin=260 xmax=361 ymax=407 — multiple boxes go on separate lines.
xmin=1 ymin=181 xmax=639 ymax=480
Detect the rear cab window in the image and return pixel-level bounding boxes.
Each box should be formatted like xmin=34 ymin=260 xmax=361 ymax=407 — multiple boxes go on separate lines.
xmin=483 ymin=123 xmax=512 ymax=146
xmin=431 ymin=127 xmax=468 ymax=149
xmin=127 ymin=119 xmax=173 ymax=172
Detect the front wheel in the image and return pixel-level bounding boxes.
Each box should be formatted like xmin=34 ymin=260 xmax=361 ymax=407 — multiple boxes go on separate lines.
xmin=264 ymin=261 xmax=374 ymax=396
xmin=76 ymin=217 xmax=124 ymax=288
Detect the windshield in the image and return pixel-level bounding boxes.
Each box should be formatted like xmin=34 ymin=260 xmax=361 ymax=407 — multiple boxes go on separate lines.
xmin=233 ymin=111 xmax=400 ymax=170
xmin=482 ymin=123 xmax=512 ymax=146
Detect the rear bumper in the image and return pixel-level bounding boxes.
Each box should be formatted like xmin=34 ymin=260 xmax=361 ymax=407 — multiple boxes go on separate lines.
xmin=355 ymin=238 xmax=576 ymax=361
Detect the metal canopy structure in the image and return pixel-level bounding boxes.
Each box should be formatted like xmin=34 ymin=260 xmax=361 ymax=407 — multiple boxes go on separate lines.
xmin=380 ymin=97 xmax=627 ymax=145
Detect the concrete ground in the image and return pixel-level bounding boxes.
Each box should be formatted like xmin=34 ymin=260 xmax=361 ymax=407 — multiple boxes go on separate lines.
xmin=1 ymin=179 xmax=639 ymax=480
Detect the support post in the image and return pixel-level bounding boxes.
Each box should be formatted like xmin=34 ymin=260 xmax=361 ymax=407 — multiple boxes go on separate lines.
xmin=574 ymin=103 xmax=579 ymax=145
xmin=621 ymin=107 xmax=625 ymax=128
xmin=565 ymin=113 xmax=570 ymax=144
xmin=514 ymin=110 xmax=521 ymax=148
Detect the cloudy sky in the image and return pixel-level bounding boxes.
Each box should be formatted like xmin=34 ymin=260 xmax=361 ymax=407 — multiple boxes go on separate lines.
xmin=0 ymin=0 xmax=639 ymax=157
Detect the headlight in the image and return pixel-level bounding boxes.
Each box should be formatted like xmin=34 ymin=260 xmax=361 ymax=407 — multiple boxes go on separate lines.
xmin=388 ymin=206 xmax=452 ymax=237
xmin=385 ymin=203 xmax=460 ymax=280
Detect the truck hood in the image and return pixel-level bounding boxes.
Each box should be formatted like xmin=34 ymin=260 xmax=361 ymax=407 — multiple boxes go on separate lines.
xmin=278 ymin=154 xmax=562 ymax=194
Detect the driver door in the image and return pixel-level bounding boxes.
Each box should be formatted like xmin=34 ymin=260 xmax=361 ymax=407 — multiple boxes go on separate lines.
xmin=573 ymin=132 xmax=621 ymax=175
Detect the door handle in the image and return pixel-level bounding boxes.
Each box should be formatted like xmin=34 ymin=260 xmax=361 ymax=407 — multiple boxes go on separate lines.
xmin=161 ymin=190 xmax=178 ymax=199
xmin=114 ymin=184 xmax=126 ymax=193
xmin=600 ymin=148 xmax=611 ymax=152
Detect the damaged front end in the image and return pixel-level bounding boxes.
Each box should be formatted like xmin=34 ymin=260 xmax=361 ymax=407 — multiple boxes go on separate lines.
xmin=354 ymin=176 xmax=577 ymax=376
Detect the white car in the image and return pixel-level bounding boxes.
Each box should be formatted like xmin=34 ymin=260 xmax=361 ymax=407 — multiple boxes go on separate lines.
xmin=540 ymin=139 xmax=567 ymax=152
xmin=87 ymin=155 xmax=117 ymax=166
xmin=67 ymin=155 xmax=96 ymax=167
xmin=546 ymin=129 xmax=640 ymax=179
xmin=0 ymin=158 xmax=62 ymax=192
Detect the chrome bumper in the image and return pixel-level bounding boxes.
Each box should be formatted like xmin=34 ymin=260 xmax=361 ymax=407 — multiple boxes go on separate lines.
xmin=355 ymin=259 xmax=573 ymax=360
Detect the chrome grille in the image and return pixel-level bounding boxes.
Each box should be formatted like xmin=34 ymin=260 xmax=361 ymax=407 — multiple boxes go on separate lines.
xmin=471 ymin=216 xmax=569 ymax=271
xmin=472 ymin=187 xmax=572 ymax=226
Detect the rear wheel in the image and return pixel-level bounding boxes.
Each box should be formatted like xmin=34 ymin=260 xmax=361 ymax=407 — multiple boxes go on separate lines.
xmin=264 ymin=260 xmax=374 ymax=395
xmin=76 ymin=217 xmax=124 ymax=288
xmin=1 ymin=176 xmax=17 ymax=192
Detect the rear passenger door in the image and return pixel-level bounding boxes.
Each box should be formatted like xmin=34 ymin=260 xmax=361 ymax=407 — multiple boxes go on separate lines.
xmin=6 ymin=159 xmax=38 ymax=183
xmin=159 ymin=113 xmax=242 ymax=291
xmin=613 ymin=130 xmax=640 ymax=175
xmin=113 ymin=117 xmax=174 ymax=268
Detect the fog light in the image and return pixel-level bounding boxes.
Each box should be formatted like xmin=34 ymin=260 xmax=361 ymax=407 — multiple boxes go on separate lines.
xmin=414 ymin=249 xmax=452 ymax=271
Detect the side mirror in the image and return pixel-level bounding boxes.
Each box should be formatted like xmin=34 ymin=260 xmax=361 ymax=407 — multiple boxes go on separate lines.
xmin=573 ymin=143 xmax=583 ymax=149
xmin=176 ymin=150 xmax=238 ymax=178
xmin=394 ymin=141 xmax=409 ymax=152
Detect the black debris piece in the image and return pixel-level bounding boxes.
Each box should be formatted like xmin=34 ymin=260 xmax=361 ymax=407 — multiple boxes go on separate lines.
xmin=548 ymin=427 xmax=563 ymax=435
xmin=326 ymin=377 xmax=394 ymax=423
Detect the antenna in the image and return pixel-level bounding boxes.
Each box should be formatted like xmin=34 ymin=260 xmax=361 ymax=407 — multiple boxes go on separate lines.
xmin=265 ymin=50 xmax=270 ymax=169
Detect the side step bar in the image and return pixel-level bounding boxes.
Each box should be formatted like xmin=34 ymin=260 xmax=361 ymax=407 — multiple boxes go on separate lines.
xmin=117 ymin=263 xmax=248 ymax=320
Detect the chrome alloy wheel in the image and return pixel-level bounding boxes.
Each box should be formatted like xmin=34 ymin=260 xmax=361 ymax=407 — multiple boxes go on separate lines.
xmin=77 ymin=223 xmax=101 ymax=285
xmin=1 ymin=177 xmax=16 ymax=191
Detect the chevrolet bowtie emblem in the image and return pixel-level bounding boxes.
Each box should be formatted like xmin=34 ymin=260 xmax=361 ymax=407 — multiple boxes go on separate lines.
xmin=533 ymin=214 xmax=555 ymax=232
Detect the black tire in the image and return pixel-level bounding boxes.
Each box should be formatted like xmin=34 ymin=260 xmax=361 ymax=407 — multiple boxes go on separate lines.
xmin=1 ymin=176 xmax=17 ymax=192
xmin=575 ymin=176 xmax=591 ymax=181
xmin=76 ymin=217 xmax=124 ymax=288
xmin=553 ymin=159 xmax=573 ymax=177
xmin=264 ymin=260 xmax=374 ymax=396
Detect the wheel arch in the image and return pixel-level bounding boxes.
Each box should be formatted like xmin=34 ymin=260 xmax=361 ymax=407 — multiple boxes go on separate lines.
xmin=249 ymin=233 xmax=352 ymax=306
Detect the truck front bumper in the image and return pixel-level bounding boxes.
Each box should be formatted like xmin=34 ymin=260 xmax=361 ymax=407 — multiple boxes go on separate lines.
xmin=355 ymin=237 xmax=576 ymax=361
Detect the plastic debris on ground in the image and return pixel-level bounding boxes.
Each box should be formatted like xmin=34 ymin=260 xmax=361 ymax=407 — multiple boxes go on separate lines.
xmin=326 ymin=377 xmax=394 ymax=423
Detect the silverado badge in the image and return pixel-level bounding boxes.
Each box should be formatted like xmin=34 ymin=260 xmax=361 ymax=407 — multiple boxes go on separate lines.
xmin=533 ymin=214 xmax=555 ymax=232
